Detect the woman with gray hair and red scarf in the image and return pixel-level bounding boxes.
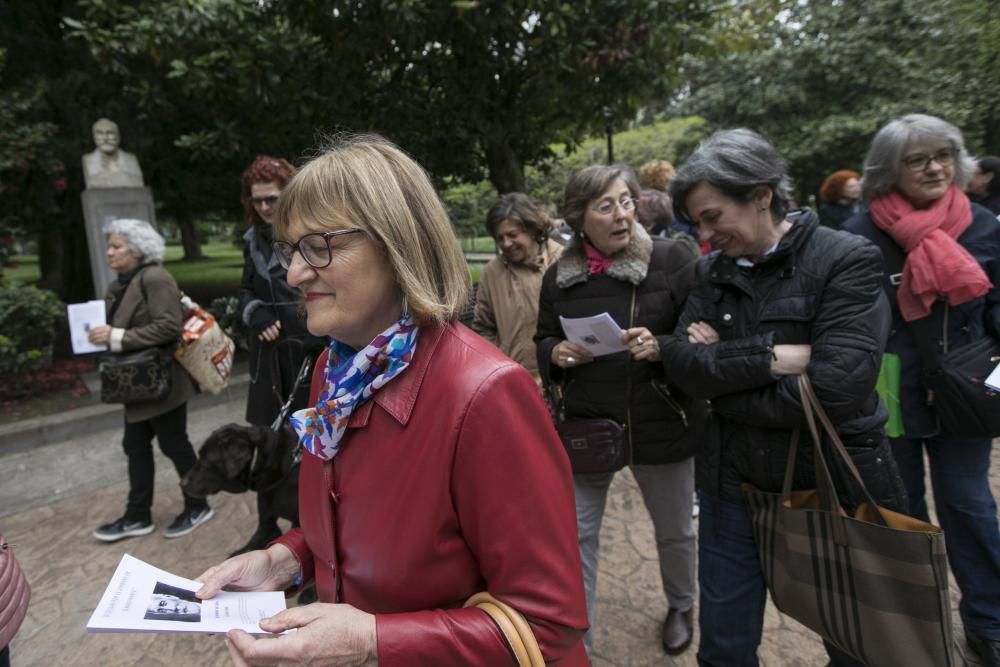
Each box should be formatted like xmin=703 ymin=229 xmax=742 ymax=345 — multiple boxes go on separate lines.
xmin=844 ymin=113 xmax=1000 ymax=667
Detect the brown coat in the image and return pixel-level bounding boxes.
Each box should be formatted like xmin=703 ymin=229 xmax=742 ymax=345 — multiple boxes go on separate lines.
xmin=105 ymin=265 xmax=197 ymax=423
xmin=472 ymin=238 xmax=562 ymax=379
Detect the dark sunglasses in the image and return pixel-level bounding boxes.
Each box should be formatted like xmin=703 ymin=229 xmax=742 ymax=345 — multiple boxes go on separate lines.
xmin=250 ymin=195 xmax=279 ymax=207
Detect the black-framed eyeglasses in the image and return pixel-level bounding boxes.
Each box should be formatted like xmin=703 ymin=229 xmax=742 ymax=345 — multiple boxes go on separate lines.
xmin=271 ymin=229 xmax=363 ymax=270
xmin=901 ymin=148 xmax=957 ymax=173
xmin=250 ymin=195 xmax=279 ymax=207
xmin=590 ymin=197 xmax=637 ymax=216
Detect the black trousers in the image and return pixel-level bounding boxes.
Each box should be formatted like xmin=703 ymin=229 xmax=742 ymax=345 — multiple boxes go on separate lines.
xmin=122 ymin=403 xmax=206 ymax=523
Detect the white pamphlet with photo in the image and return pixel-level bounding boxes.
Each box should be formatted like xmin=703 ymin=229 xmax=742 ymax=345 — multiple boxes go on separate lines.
xmin=86 ymin=554 xmax=287 ymax=635
xmin=985 ymin=361 xmax=1000 ymax=392
xmin=67 ymin=300 xmax=108 ymax=354
xmin=559 ymin=312 xmax=627 ymax=357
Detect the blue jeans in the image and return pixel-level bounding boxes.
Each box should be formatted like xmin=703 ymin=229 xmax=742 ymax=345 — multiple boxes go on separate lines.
xmin=697 ymin=494 xmax=864 ymax=667
xmin=890 ymin=434 xmax=1000 ymax=640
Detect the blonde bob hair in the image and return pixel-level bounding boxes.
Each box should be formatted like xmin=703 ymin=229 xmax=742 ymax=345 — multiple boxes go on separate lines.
xmin=273 ymin=134 xmax=470 ymax=325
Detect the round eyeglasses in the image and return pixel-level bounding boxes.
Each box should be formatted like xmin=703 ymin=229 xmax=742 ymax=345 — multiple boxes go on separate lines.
xmin=901 ymin=148 xmax=957 ymax=173
xmin=271 ymin=229 xmax=363 ymax=270
xmin=590 ymin=197 xmax=637 ymax=216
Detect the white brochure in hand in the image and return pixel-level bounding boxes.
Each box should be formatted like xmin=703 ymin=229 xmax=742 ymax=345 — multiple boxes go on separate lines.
xmin=67 ymin=300 xmax=107 ymax=354
xmin=985 ymin=360 xmax=1000 ymax=392
xmin=86 ymin=554 xmax=287 ymax=635
xmin=559 ymin=312 xmax=627 ymax=357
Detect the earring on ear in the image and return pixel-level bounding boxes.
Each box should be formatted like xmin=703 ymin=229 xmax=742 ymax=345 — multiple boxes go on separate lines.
xmin=401 ymin=295 xmax=410 ymax=319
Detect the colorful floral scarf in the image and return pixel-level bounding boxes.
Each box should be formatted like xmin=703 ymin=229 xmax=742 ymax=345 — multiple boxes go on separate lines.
xmin=289 ymin=315 xmax=418 ymax=460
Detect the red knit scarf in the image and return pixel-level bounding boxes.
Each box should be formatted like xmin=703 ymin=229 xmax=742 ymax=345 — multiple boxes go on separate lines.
xmin=869 ymin=185 xmax=991 ymax=321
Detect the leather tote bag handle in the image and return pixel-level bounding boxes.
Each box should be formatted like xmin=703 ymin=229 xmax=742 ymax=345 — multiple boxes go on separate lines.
xmin=798 ymin=374 xmax=888 ymax=529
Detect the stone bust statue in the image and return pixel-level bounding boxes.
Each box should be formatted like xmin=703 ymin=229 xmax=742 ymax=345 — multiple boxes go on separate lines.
xmin=81 ymin=118 xmax=145 ymax=189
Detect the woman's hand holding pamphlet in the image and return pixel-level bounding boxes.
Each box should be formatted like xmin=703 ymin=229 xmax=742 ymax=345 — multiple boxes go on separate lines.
xmin=86 ymin=554 xmax=286 ymax=635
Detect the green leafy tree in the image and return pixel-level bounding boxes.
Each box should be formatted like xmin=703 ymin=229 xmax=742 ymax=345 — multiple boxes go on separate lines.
xmin=68 ymin=0 xmax=714 ymax=198
xmin=66 ymin=0 xmax=327 ymax=260
xmin=676 ymin=0 xmax=998 ymax=202
xmin=0 ymin=1 xmax=114 ymax=301
xmin=525 ymin=116 xmax=711 ymax=206
xmin=293 ymin=0 xmax=713 ymax=193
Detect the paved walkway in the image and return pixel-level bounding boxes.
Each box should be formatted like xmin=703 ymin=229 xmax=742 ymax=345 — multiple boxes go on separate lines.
xmin=0 ymin=392 xmax=994 ymax=665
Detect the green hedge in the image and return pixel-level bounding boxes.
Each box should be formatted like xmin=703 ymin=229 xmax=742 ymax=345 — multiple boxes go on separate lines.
xmin=0 ymin=284 xmax=66 ymax=397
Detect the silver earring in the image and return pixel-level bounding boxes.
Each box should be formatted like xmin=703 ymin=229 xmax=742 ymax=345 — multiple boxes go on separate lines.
xmin=401 ymin=295 xmax=410 ymax=318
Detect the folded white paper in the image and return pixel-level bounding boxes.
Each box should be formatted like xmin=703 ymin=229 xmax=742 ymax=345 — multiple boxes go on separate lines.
xmin=985 ymin=361 xmax=1000 ymax=392
xmin=86 ymin=554 xmax=287 ymax=635
xmin=67 ymin=300 xmax=108 ymax=354
xmin=559 ymin=312 xmax=627 ymax=357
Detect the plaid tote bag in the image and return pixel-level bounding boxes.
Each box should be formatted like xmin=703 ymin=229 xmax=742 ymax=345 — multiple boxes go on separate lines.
xmin=741 ymin=375 xmax=955 ymax=667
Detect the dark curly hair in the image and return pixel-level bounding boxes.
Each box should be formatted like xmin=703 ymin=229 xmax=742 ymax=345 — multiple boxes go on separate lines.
xmin=240 ymin=155 xmax=296 ymax=225
xmin=818 ymin=169 xmax=860 ymax=204
xmin=484 ymin=192 xmax=552 ymax=243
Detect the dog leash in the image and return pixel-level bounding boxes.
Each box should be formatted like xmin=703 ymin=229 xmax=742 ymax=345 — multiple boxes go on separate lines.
xmin=248 ymin=354 xmax=313 ymax=493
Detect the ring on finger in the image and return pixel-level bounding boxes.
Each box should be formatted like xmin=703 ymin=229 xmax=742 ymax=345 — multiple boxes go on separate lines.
xmin=636 ymin=336 xmax=644 ymax=346
xmin=567 ymin=356 xmax=576 ymax=364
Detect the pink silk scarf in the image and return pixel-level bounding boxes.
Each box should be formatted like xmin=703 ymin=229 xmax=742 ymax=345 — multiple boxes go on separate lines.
xmin=868 ymin=185 xmax=991 ymax=321
xmin=583 ymin=240 xmax=614 ymax=276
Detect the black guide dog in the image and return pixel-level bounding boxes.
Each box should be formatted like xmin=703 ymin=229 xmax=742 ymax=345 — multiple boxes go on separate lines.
xmin=182 ymin=356 xmax=311 ymax=558
xmin=182 ymin=422 xmax=301 ymax=555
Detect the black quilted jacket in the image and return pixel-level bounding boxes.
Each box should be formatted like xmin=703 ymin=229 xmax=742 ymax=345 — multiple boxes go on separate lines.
xmin=535 ymin=225 xmax=705 ymax=466
xmin=660 ymin=209 xmax=906 ymax=510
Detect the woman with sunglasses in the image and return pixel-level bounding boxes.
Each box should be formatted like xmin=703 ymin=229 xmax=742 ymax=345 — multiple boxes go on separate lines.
xmin=197 ymin=135 xmax=589 ymax=666
xmin=843 ymin=114 xmax=1000 ymax=666
xmin=535 ymin=164 xmax=704 ymax=657
xmin=235 ymin=155 xmax=326 ymax=556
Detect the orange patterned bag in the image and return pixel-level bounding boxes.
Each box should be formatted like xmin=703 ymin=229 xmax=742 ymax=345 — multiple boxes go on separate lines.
xmin=175 ymin=295 xmax=235 ymax=394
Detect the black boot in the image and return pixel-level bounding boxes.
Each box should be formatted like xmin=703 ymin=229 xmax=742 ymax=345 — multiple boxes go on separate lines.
xmin=967 ymin=630 xmax=1000 ymax=667
xmin=662 ymin=608 xmax=694 ymax=655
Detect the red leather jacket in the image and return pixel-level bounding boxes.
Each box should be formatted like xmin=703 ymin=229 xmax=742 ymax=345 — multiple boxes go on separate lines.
xmin=274 ymin=322 xmax=590 ymax=666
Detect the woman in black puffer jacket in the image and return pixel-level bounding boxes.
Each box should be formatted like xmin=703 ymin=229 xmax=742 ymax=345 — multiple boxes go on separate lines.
xmin=536 ymin=164 xmax=704 ymax=657
xmin=661 ymin=129 xmax=907 ymax=667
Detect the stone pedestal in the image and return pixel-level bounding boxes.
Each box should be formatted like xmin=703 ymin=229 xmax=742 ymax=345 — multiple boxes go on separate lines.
xmin=81 ymin=187 xmax=157 ymax=299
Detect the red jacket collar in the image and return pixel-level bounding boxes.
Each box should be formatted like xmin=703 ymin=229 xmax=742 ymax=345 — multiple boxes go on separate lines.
xmin=345 ymin=322 xmax=446 ymax=429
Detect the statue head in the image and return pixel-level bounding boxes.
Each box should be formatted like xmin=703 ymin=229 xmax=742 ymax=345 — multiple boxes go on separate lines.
xmin=92 ymin=118 xmax=121 ymax=156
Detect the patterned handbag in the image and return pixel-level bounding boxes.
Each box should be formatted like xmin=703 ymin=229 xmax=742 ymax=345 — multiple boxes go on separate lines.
xmin=99 ymin=346 xmax=173 ymax=404
xmin=741 ymin=375 xmax=955 ymax=666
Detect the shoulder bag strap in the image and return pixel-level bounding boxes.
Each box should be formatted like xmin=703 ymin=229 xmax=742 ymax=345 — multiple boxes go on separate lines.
xmin=107 ymin=266 xmax=150 ymax=323
xmin=866 ymin=227 xmax=946 ymax=372
xmin=623 ymin=286 xmax=636 ymax=458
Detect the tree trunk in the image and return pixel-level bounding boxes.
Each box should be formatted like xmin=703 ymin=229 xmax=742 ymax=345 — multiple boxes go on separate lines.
xmin=37 ymin=230 xmax=64 ymax=293
xmin=37 ymin=217 xmax=93 ymax=302
xmin=482 ymin=135 xmax=525 ymax=194
xmin=176 ymin=211 xmax=204 ymax=260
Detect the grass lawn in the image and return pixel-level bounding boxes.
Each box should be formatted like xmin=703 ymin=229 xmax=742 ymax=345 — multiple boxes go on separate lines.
xmin=6 ymin=238 xmax=490 ymax=296
xmin=2 ymin=257 xmax=43 ymax=286
xmin=459 ymin=235 xmax=496 ymax=252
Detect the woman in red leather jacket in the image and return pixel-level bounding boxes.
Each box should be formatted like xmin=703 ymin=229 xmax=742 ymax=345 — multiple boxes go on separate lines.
xmin=196 ymin=134 xmax=590 ymax=666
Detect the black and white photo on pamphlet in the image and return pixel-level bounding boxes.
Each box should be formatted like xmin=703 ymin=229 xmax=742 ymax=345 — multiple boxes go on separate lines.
xmin=86 ymin=554 xmax=286 ymax=635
